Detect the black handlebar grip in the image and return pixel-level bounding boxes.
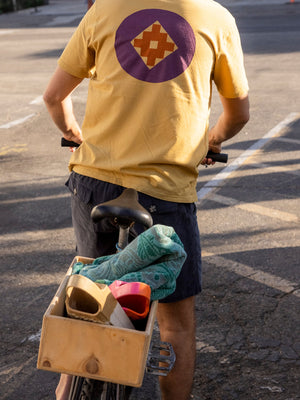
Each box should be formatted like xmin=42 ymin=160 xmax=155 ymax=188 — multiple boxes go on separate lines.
xmin=61 ymin=138 xmax=80 ymax=147
xmin=206 ymin=151 xmax=228 ymax=163
xmin=60 ymin=138 xmax=227 ymax=162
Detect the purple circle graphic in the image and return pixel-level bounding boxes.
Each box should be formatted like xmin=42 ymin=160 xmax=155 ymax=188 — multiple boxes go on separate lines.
xmin=115 ymin=9 xmax=196 ymax=83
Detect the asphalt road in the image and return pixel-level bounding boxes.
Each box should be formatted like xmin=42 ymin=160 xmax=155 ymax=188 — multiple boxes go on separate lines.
xmin=0 ymin=1 xmax=299 ymax=399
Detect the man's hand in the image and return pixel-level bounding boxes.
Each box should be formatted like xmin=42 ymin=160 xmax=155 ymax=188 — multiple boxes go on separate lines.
xmin=200 ymin=156 xmax=215 ymax=167
xmin=63 ymin=132 xmax=82 ymax=146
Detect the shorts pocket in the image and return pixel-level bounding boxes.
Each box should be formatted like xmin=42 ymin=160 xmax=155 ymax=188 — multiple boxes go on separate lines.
xmin=65 ymin=172 xmax=93 ymax=204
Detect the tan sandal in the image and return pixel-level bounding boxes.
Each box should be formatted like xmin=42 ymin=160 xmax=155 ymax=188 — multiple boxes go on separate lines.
xmin=65 ymin=274 xmax=134 ymax=329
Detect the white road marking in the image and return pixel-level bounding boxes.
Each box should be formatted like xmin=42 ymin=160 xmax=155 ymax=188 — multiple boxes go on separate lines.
xmin=30 ymin=95 xmax=44 ymax=105
xmin=210 ymin=193 xmax=298 ymax=223
xmin=202 ymin=251 xmax=300 ymax=297
xmin=0 ymin=30 xmax=14 ymax=36
xmin=27 ymin=328 xmax=42 ymax=342
xmin=0 ymin=113 xmax=35 ymax=129
xmin=197 ymin=112 xmax=300 ymax=201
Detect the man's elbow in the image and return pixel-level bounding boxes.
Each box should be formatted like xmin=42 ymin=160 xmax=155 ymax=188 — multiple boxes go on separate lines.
xmin=43 ymin=90 xmax=59 ymax=107
xmin=238 ymin=109 xmax=250 ymax=126
xmin=232 ymin=96 xmax=250 ymax=127
xmin=234 ymin=112 xmax=250 ymax=133
xmin=227 ymin=107 xmax=250 ymax=136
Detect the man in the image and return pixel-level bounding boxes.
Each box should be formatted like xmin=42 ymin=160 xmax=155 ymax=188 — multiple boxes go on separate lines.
xmin=44 ymin=0 xmax=249 ymax=399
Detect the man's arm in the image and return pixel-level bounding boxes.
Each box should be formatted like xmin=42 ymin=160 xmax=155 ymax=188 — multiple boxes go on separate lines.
xmin=208 ymin=94 xmax=250 ymax=153
xmin=43 ymin=66 xmax=84 ymax=144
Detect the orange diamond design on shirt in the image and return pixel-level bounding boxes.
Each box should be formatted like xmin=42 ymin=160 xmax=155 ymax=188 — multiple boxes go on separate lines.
xmin=131 ymin=21 xmax=178 ymax=69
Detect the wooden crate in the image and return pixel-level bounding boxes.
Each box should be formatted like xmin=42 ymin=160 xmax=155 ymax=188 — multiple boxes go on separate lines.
xmin=37 ymin=256 xmax=157 ymax=387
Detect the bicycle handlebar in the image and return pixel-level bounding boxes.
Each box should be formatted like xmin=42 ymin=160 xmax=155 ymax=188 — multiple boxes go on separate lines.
xmin=61 ymin=138 xmax=80 ymax=147
xmin=206 ymin=150 xmax=228 ymax=163
xmin=61 ymin=138 xmax=228 ymax=163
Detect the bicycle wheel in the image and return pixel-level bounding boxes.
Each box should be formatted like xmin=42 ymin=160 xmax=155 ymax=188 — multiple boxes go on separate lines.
xmin=69 ymin=376 xmax=131 ymax=400
xmin=68 ymin=377 xmax=94 ymax=400
xmin=98 ymin=382 xmax=132 ymax=400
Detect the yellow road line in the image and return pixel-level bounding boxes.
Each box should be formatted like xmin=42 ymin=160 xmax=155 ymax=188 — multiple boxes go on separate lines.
xmin=0 ymin=144 xmax=27 ymax=156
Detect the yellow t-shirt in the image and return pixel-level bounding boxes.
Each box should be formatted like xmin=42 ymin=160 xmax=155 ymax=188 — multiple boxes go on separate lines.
xmin=58 ymin=0 xmax=248 ymax=202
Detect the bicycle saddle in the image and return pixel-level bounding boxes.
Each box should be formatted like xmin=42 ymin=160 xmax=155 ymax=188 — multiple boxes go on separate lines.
xmin=91 ymin=188 xmax=153 ymax=229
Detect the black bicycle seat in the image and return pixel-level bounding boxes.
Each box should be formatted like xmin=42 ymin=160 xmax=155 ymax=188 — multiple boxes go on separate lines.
xmin=91 ymin=188 xmax=153 ymax=229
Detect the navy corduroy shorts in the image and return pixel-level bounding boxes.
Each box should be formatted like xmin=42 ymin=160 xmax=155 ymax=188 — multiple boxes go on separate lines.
xmin=66 ymin=171 xmax=202 ymax=303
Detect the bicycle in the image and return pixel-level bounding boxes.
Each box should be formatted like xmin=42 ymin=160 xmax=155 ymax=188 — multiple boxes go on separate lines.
xmin=38 ymin=139 xmax=228 ymax=400
xmin=67 ymin=187 xmax=176 ymax=400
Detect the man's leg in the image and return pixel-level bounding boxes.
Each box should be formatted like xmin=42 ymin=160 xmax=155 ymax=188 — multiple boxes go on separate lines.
xmin=56 ymin=374 xmax=73 ymax=400
xmin=157 ymin=296 xmax=196 ymax=400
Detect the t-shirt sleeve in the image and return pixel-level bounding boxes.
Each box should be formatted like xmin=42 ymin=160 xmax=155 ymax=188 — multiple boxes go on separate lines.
xmin=58 ymin=9 xmax=96 ymax=79
xmin=213 ymin=15 xmax=249 ymax=98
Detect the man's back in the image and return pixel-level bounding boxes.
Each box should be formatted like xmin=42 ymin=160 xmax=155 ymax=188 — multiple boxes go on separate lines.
xmin=58 ymin=0 xmax=248 ymax=202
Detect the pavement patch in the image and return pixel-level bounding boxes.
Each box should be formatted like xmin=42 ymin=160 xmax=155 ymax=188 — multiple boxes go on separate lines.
xmin=197 ymin=112 xmax=300 ymax=201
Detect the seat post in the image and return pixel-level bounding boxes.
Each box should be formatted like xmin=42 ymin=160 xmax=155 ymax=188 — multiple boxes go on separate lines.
xmin=117 ymin=226 xmax=130 ymax=251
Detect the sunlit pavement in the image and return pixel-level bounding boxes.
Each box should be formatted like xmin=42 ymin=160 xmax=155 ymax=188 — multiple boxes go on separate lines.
xmin=0 ymin=1 xmax=299 ymax=399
